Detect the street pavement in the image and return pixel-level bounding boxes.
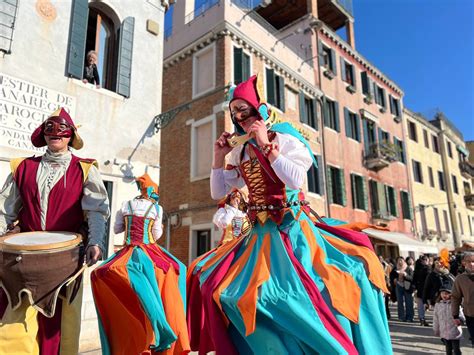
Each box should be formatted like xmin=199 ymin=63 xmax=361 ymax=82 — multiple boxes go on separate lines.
xmin=80 ymin=304 xmax=473 ymax=354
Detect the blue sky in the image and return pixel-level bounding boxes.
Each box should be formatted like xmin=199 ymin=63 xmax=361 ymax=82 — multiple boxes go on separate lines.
xmin=351 ymin=0 xmax=473 ymax=141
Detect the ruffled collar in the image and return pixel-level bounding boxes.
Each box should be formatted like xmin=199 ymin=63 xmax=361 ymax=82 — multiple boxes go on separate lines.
xmin=42 ymin=149 xmax=72 ymax=164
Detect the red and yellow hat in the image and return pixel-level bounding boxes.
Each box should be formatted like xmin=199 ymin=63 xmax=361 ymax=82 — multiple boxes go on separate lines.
xmin=31 ymin=107 xmax=83 ymax=150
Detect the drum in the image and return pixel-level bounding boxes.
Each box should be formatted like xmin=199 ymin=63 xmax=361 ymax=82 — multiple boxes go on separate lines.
xmin=0 ymin=231 xmax=83 ymax=317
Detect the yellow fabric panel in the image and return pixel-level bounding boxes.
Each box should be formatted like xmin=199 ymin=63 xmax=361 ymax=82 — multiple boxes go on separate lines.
xmin=79 ymin=160 xmax=98 ymax=183
xmin=0 ymin=299 xmax=40 ymax=355
xmin=9 ymin=157 xmax=27 ymax=176
xmin=59 ymin=282 xmax=83 ymax=355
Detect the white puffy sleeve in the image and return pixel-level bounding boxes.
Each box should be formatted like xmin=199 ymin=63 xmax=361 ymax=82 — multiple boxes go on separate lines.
xmin=0 ymin=174 xmax=22 ymax=235
xmin=113 ymin=201 xmax=127 ymax=234
xmin=152 ymin=204 xmax=163 ymax=240
xmin=213 ymin=205 xmax=238 ymax=229
xmin=210 ymin=148 xmax=245 ymax=200
xmin=270 ymin=133 xmax=313 ymax=190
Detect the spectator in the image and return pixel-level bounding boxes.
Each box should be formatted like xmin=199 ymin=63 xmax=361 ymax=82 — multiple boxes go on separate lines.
xmin=379 ymin=256 xmax=393 ymax=320
xmin=394 ymin=256 xmax=414 ymax=322
xmin=83 ymin=50 xmax=100 ymax=88
xmin=413 ymin=255 xmax=431 ymax=326
xmin=452 ymin=252 xmax=474 ymax=348
xmin=423 ymin=257 xmax=455 ymax=309
xmin=389 ymin=258 xmax=398 ymax=303
xmin=433 ymin=278 xmax=464 ymax=355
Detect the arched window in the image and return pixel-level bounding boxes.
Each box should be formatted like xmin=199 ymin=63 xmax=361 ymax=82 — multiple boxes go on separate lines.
xmin=66 ymin=0 xmax=135 ymax=98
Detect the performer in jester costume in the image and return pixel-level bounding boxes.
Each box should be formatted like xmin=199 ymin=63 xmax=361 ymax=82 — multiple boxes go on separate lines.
xmin=187 ymin=74 xmax=392 ymax=354
xmin=91 ymin=173 xmax=190 ymax=355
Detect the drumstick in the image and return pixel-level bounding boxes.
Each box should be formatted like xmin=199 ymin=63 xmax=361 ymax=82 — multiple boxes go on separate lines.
xmin=65 ymin=264 xmax=87 ymax=287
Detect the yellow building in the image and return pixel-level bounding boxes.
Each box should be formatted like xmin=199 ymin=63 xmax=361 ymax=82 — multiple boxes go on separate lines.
xmin=404 ymin=109 xmax=474 ymax=251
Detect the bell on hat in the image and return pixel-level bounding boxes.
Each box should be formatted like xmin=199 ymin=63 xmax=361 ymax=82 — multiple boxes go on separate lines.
xmin=31 ymin=107 xmax=84 ymax=150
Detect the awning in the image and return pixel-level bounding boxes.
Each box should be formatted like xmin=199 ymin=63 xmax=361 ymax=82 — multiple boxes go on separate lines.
xmin=363 ymin=228 xmax=439 ymax=254
xmin=457 ymin=144 xmax=469 ymax=157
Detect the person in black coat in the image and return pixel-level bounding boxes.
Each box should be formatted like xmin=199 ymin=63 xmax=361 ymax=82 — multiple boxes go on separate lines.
xmin=423 ymin=257 xmax=455 ymax=308
xmin=413 ymin=255 xmax=430 ymax=326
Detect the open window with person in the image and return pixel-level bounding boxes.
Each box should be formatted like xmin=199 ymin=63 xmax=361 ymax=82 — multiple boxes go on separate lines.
xmin=66 ymin=0 xmax=135 ymax=98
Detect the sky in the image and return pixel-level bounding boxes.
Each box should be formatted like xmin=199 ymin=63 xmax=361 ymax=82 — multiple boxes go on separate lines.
xmin=351 ymin=0 xmax=474 ymax=141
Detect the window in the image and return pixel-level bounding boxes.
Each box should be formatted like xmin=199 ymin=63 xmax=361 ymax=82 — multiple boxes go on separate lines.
xmin=378 ymin=128 xmax=390 ymax=143
xmin=193 ymin=44 xmax=216 ymax=97
xmin=386 ymin=186 xmax=398 ymax=217
xmin=361 ymin=71 xmax=374 ymax=98
xmin=423 ymin=129 xmax=430 ymax=148
xmin=408 ymin=121 xmax=418 ymax=141
xmin=447 ymin=141 xmax=453 ymax=158
xmin=400 ymin=191 xmax=413 ymax=220
xmin=362 ymin=118 xmax=377 ymax=152
xmin=393 ymin=137 xmax=406 ymax=164
xmin=299 ymin=92 xmax=317 ymax=130
xmin=164 ymin=4 xmax=174 ymax=39
xmin=428 ymin=167 xmax=435 ymax=188
xmin=389 ymin=95 xmax=401 ymax=116
xmin=438 ymin=171 xmax=446 ymax=191
xmin=452 ymin=175 xmax=459 ymax=194
xmin=191 ymin=115 xmax=216 ymax=180
xmin=375 ymin=85 xmax=386 ymax=109
xmin=327 ymin=166 xmax=346 ymax=206
xmin=0 ymin=0 xmax=18 ymax=54
xmin=433 ymin=207 xmax=442 ymax=236
xmin=340 ymin=58 xmax=356 ymax=88
xmin=351 ymin=174 xmax=367 ymax=210
xmin=464 ymin=181 xmax=472 ymax=195
xmin=307 ymin=155 xmax=323 ymax=195
xmin=265 ymin=68 xmax=285 ymax=111
xmin=323 ymin=98 xmax=340 ymax=132
xmin=370 ymin=180 xmax=388 ymax=218
xmin=412 ymin=160 xmax=423 ymax=183
xmin=319 ymin=41 xmax=337 ymax=74
xmin=432 ymin=135 xmax=440 ymax=153
xmin=287 ymin=89 xmax=297 ymax=110
xmin=196 ymin=229 xmax=211 ymax=257
xmin=233 ymin=46 xmax=251 ymax=85
xmin=443 ymin=210 xmax=450 ymax=233
xmin=459 ymin=213 xmax=465 ymax=235
xmin=344 ymin=108 xmax=360 ymax=141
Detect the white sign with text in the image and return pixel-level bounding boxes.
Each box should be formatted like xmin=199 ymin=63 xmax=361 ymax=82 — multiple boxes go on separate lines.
xmin=0 ymin=73 xmax=76 ymax=152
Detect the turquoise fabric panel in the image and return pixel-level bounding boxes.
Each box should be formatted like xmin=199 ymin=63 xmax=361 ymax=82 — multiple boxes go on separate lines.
xmin=160 ymin=247 xmax=188 ymax=311
xmin=96 ymin=309 xmax=111 ymax=355
xmin=143 ymin=219 xmax=151 ymax=244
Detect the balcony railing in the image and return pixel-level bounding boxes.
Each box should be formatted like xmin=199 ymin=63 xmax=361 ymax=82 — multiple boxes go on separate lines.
xmin=184 ymin=0 xmax=220 ymax=24
xmin=465 ymin=193 xmax=474 ymax=210
xmin=335 ymin=0 xmax=353 ymax=16
xmin=364 ymin=142 xmax=398 ymax=170
xmin=460 ymin=161 xmax=474 ymax=179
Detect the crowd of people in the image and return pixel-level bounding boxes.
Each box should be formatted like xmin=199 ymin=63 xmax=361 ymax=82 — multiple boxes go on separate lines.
xmin=381 ymin=251 xmax=474 ymax=354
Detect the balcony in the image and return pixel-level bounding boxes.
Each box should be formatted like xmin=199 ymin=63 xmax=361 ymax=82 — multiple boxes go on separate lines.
xmin=465 ymin=193 xmax=474 ymax=210
xmin=364 ymin=142 xmax=398 ymax=171
xmin=317 ymin=0 xmax=353 ymax=31
xmin=460 ymin=161 xmax=474 ymax=179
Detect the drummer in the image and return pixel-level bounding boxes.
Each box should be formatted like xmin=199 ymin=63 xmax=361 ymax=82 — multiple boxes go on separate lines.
xmin=0 ymin=107 xmax=109 ymax=355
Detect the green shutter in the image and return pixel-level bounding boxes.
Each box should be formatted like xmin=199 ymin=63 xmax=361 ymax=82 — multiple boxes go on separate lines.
xmin=378 ymin=182 xmax=388 ymax=216
xmin=362 ymin=176 xmax=368 ymax=211
xmin=117 ymin=17 xmax=135 ymax=98
xmin=393 ymin=188 xmax=399 ymax=217
xmin=326 ymin=167 xmax=333 ymax=204
xmin=355 ymin=113 xmax=361 ymax=142
xmin=318 ymin=40 xmax=324 ymax=67
xmin=266 ymin=68 xmax=275 ymax=106
xmin=344 ymin=107 xmax=351 ymax=138
xmin=334 ymin=100 xmax=340 ymax=132
xmin=330 ymin=48 xmax=337 ymax=75
xmin=389 ymin=95 xmax=394 ymax=114
xmin=340 ymin=57 xmax=346 ymax=82
xmin=361 ymin=71 xmax=369 ymax=94
xmin=311 ymin=98 xmax=318 ymax=130
xmin=350 ymin=174 xmax=356 ymax=208
xmin=277 ymin=75 xmax=285 ymax=111
xmin=351 ymin=65 xmax=357 ymax=89
xmin=242 ymin=52 xmax=250 ymax=82
xmin=407 ymin=192 xmax=413 ymax=219
xmin=299 ymin=91 xmax=307 ymax=124
xmin=317 ymin=156 xmax=324 ymax=195
xmin=233 ymin=47 xmax=243 ymax=84
xmin=340 ymin=168 xmax=346 ymax=206
xmin=66 ymin=0 xmax=89 ymax=79
xmin=363 ymin=118 xmax=370 ymax=151
xmin=323 ymin=97 xmax=330 ymax=127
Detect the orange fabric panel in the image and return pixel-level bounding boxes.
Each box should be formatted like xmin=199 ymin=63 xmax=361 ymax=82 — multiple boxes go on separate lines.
xmin=237 ymin=233 xmax=271 ymax=336
xmin=323 ymin=233 xmax=389 ymax=294
xmin=199 ymin=237 xmax=241 ymax=274
xmin=336 ymin=222 xmax=389 ymax=232
xmin=300 ymin=220 xmax=361 ymax=324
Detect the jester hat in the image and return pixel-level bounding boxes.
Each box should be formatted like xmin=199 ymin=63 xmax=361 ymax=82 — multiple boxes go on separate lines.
xmin=136 ymin=173 xmax=159 ymax=201
xmin=228 ymin=73 xmax=317 ymax=166
xmin=31 ymin=107 xmax=84 ymax=150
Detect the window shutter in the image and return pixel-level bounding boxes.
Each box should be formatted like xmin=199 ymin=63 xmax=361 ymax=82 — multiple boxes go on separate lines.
xmin=361 ymin=71 xmax=368 ymax=94
xmin=350 ymin=174 xmax=356 ymax=208
xmin=344 ymin=107 xmax=351 ymax=138
xmin=389 ymin=95 xmax=394 ymax=114
xmin=266 ymin=68 xmax=275 ymax=106
xmin=307 ymin=168 xmax=315 ymax=193
xmin=381 ymin=88 xmax=386 ymax=108
xmin=318 ymin=40 xmax=324 ymax=67
xmin=340 ymin=57 xmax=346 ymax=82
xmin=339 ymin=169 xmax=346 ymax=206
xmin=299 ymin=91 xmax=307 ymax=124
xmin=317 ymin=156 xmax=324 ymax=195
xmin=393 ymin=188 xmax=399 ymax=217
xmin=242 ymin=52 xmax=250 ymax=82
xmin=351 ymin=65 xmax=357 ymax=89
xmin=401 ymin=140 xmax=406 ymax=163
xmin=233 ymin=47 xmax=243 ymax=84
xmin=378 ymin=182 xmax=388 ymax=216
xmin=277 ymin=75 xmax=285 ymax=111
xmin=66 ymin=0 xmax=89 ymax=79
xmin=407 ymin=192 xmax=413 ymax=219
xmin=355 ymin=113 xmax=361 ymax=141
xmin=378 ymin=127 xmax=383 ymax=144
xmin=117 ymin=16 xmax=135 ymax=98
xmin=396 ymin=99 xmax=401 ymax=116
xmin=370 ymin=80 xmax=376 ymax=100
xmin=330 ymin=48 xmax=337 ymax=75
xmin=312 ymin=98 xmax=318 ymax=130
xmin=334 ymin=100 xmax=340 ymax=132
xmin=323 ymin=97 xmax=330 ymax=127
xmin=363 ymin=118 xmax=370 ymax=152
xmin=326 ymin=167 xmax=333 ymax=204
xmin=362 ymin=177 xmax=368 ymax=211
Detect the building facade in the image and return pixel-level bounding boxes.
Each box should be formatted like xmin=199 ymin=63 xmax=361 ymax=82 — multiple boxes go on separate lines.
xmin=161 ymin=0 xmax=416 ymax=263
xmin=0 ymin=0 xmax=169 ymax=351
xmin=404 ymin=109 xmax=474 ymax=250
